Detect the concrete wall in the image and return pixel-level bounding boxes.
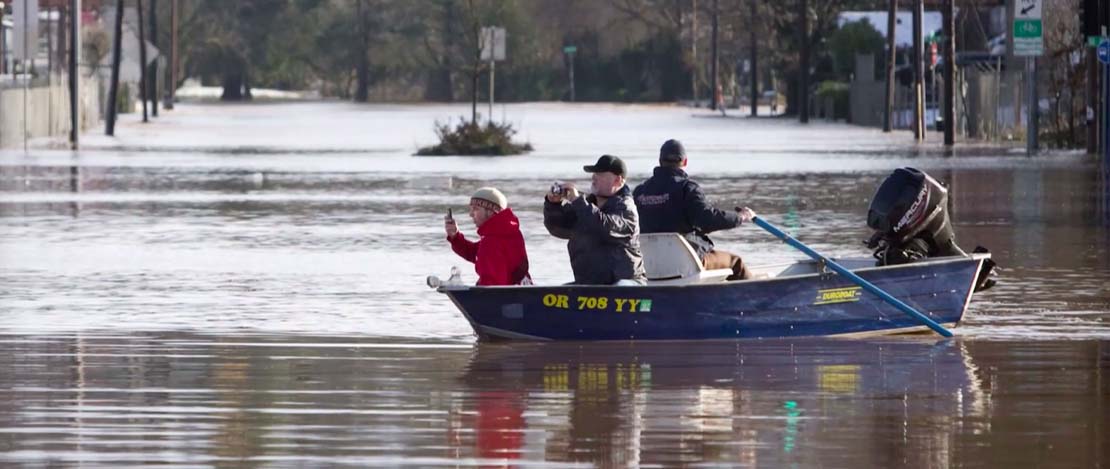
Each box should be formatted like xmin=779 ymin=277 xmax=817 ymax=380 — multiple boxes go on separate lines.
xmin=0 ymin=73 xmax=102 ymax=149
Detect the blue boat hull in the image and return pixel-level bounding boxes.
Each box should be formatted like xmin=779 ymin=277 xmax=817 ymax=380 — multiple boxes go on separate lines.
xmin=441 ymin=255 xmax=987 ymax=341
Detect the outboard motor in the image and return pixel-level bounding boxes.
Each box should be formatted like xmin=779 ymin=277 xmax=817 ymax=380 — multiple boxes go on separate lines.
xmin=867 ymin=167 xmax=962 ymax=264
xmin=865 ymin=167 xmax=995 ymax=291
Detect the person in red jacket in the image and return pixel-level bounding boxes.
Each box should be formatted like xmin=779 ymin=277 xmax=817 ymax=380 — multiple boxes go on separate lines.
xmin=444 ymin=187 xmax=532 ymax=286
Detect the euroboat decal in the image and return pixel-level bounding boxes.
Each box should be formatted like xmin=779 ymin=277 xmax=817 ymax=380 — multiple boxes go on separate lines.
xmin=814 ymin=286 xmax=862 ymax=305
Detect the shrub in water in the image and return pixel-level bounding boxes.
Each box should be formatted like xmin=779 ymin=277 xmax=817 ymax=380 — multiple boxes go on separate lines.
xmin=416 ymin=118 xmax=533 ymax=156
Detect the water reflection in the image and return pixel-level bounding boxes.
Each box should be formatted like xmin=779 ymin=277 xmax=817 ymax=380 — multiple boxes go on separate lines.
xmin=2 ymin=334 xmax=1103 ymax=467
xmin=464 ymin=339 xmax=1109 ymax=467
xmin=458 ymin=338 xmax=990 ymax=467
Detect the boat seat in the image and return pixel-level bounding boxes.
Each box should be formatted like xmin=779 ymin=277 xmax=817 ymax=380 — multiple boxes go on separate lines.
xmin=640 ymin=233 xmax=735 ymax=285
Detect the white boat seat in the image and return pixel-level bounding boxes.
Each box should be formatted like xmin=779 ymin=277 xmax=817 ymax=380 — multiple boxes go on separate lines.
xmin=640 ymin=233 xmax=734 ymax=285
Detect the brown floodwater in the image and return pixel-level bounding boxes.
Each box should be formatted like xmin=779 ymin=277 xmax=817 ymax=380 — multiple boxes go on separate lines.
xmin=0 ymin=335 xmax=1105 ymax=467
xmin=0 ymin=102 xmax=1107 ymax=467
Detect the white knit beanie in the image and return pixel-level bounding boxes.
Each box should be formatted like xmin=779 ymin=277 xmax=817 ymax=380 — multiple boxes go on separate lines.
xmin=470 ymin=187 xmax=507 ymax=212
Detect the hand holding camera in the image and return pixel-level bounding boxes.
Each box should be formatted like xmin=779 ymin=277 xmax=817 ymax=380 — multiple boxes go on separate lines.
xmin=561 ymin=182 xmax=580 ymax=202
xmin=547 ymin=181 xmax=578 ymax=203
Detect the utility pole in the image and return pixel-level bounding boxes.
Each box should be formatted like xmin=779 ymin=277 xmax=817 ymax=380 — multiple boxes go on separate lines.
xmin=149 ymin=0 xmax=158 ymax=116
xmin=691 ymin=0 xmax=699 ymax=105
xmin=912 ymin=0 xmax=924 ymax=140
xmin=354 ymin=0 xmax=369 ymax=103
xmin=710 ymin=0 xmax=719 ymax=111
xmin=1026 ymin=60 xmax=1038 ymax=154
xmin=0 ymin=7 xmax=5 ymax=75
xmin=46 ymin=5 xmax=53 ymax=75
xmin=884 ymin=0 xmax=896 ymax=132
xmin=943 ymin=0 xmax=955 ymax=146
xmin=167 ymin=0 xmax=176 ymax=110
xmin=105 ymin=0 xmax=124 ymax=136
xmin=137 ymin=0 xmax=149 ymax=123
xmin=799 ymin=0 xmax=809 ymax=123
xmin=749 ymin=0 xmax=758 ymax=116
xmin=1089 ymin=35 xmax=1098 ymax=155
xmin=1100 ymin=0 xmax=1107 ymax=158
xmin=55 ymin=5 xmax=65 ymax=74
xmin=68 ymin=0 xmax=81 ymax=149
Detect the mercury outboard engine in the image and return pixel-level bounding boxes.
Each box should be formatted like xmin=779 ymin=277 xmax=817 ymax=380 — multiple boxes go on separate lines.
xmin=867 ymin=167 xmax=962 ymax=264
xmin=865 ymin=167 xmax=995 ymax=291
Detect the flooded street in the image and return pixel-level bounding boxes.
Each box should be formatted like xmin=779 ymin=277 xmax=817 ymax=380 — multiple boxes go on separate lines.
xmin=1 ymin=102 xmax=1108 ymax=466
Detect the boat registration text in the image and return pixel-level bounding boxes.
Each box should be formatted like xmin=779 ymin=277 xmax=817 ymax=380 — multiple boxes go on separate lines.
xmin=542 ymin=294 xmax=653 ymax=313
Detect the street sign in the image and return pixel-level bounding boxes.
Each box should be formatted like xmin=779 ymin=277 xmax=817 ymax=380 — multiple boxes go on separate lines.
xmin=480 ymin=27 xmax=506 ymax=62
xmin=562 ymin=46 xmax=577 ymax=54
xmin=1098 ymin=39 xmax=1110 ymax=64
xmin=1013 ymin=0 xmax=1042 ymax=57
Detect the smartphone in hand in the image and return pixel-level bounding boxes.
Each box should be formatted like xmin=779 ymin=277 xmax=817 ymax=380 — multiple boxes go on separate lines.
xmin=445 ymin=208 xmax=454 ymax=222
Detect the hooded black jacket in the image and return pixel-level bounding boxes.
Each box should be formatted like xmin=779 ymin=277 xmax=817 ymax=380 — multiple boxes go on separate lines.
xmin=633 ymin=166 xmax=740 ymax=258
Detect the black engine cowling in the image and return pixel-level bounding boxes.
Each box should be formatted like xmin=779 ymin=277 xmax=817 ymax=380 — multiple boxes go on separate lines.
xmin=866 ymin=167 xmax=964 ymax=264
xmin=865 ymin=167 xmax=996 ymax=291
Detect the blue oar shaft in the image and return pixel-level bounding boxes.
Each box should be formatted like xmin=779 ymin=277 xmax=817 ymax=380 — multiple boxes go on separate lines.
xmin=751 ymin=216 xmax=953 ymax=338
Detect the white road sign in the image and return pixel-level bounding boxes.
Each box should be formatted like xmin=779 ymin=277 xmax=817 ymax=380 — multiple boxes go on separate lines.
xmin=480 ymin=27 xmax=506 ymax=62
xmin=1013 ymin=0 xmax=1042 ymax=57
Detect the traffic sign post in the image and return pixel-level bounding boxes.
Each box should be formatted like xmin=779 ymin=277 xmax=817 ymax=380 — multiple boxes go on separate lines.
xmin=480 ymin=27 xmax=506 ymax=123
xmin=1013 ymin=0 xmax=1043 ymax=56
xmin=563 ymin=46 xmax=577 ymax=102
xmin=1013 ymin=0 xmax=1042 ymax=155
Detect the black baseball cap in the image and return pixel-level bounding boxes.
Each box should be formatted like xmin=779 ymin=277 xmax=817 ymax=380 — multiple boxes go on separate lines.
xmin=659 ymin=139 xmax=686 ymax=163
xmin=583 ymin=154 xmax=627 ymax=176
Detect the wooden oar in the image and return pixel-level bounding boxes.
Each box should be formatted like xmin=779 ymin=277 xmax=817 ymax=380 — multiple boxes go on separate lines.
xmin=751 ymin=216 xmax=954 ymax=338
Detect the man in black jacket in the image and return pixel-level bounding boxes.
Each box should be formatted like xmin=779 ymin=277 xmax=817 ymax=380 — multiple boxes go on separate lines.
xmin=544 ymin=154 xmax=646 ymax=285
xmin=633 ymin=139 xmax=756 ymax=280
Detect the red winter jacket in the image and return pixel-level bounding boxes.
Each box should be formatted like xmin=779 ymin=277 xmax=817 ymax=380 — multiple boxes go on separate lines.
xmin=448 ymin=208 xmax=531 ymax=286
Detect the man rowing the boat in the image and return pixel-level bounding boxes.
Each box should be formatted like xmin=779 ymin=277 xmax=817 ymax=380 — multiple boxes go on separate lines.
xmin=633 ymin=139 xmax=757 ymax=280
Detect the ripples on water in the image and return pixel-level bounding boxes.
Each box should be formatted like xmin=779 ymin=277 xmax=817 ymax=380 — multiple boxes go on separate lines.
xmin=1 ymin=164 xmax=1106 ymax=339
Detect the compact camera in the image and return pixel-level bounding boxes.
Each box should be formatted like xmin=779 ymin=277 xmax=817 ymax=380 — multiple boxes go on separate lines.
xmin=550 ymin=181 xmax=565 ymax=195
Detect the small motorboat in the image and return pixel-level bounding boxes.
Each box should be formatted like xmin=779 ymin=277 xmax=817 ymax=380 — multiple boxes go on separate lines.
xmin=436 ymin=232 xmax=992 ymax=341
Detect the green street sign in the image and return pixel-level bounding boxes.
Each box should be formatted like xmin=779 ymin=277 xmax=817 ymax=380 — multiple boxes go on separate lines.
xmin=1013 ymin=18 xmax=1042 ymax=56
xmin=1013 ymin=19 xmax=1042 ymax=38
xmin=563 ymin=46 xmax=577 ymax=54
